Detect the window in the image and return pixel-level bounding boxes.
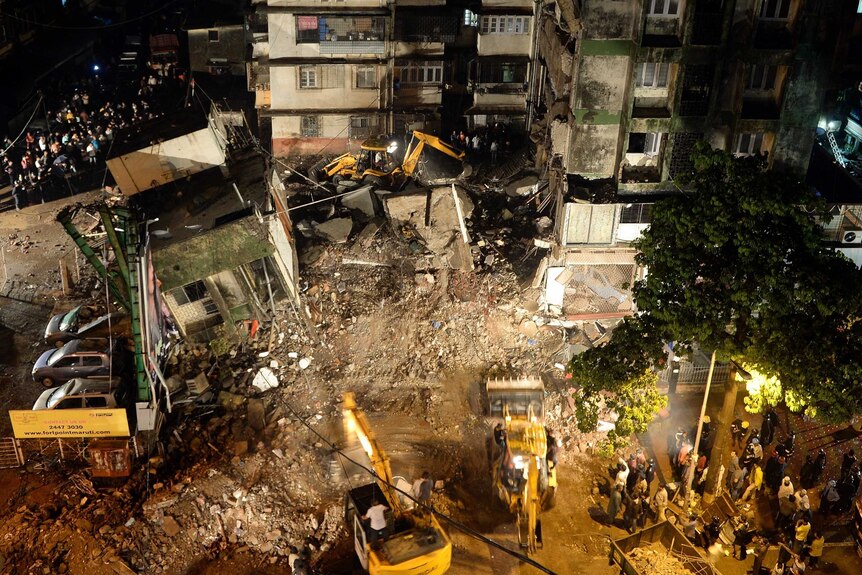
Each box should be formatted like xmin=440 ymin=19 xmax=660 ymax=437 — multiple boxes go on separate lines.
xmin=627 ymin=133 xmax=663 ymax=155
xmin=55 ymin=357 xmax=79 ymax=368
xmin=174 ymin=280 xmax=208 ymax=306
xmin=85 ymin=397 xmax=108 ymax=408
xmin=398 ymin=61 xmax=443 ymax=85
xmin=647 ymin=0 xmax=680 ymax=16
xmin=760 ymin=0 xmax=791 ymax=19
xmin=296 ymin=16 xmax=320 ymax=43
xmin=463 ymin=10 xmax=478 ymax=27
xmin=301 ymin=116 xmax=320 ymax=137
xmin=746 ymin=64 xmax=777 ymax=90
xmin=299 ymin=66 xmax=318 ymax=89
xmin=478 ymin=62 xmax=528 ymax=84
xmin=208 ymin=30 xmax=219 ymax=42
xmin=82 ymin=356 xmax=102 ymax=367
xmin=356 ymin=66 xmax=376 ymax=89
xmin=635 ymin=63 xmax=670 ymax=88
xmin=480 ymin=16 xmax=530 ymax=35
xmin=735 ymin=132 xmax=765 ymax=156
xmin=349 ymin=116 xmax=375 ymax=138
xmin=203 ymin=300 xmax=219 ymax=315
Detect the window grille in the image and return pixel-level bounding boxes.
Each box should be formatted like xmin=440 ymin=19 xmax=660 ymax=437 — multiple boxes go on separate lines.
xmin=301 ymin=116 xmax=320 ymax=137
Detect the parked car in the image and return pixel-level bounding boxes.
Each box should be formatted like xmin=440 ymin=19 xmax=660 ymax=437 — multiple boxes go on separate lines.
xmin=33 ymin=377 xmax=127 ymax=410
xmin=31 ymin=339 xmax=121 ymax=387
xmin=44 ymin=306 xmax=129 ymax=347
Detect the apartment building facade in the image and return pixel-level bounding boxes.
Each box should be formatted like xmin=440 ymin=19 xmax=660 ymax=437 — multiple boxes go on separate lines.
xmin=530 ymin=0 xmax=847 ymax=319
xmin=248 ymin=0 xmax=539 ymax=156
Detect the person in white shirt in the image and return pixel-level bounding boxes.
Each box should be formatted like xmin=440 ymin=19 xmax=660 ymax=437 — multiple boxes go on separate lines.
xmin=362 ymin=499 xmax=389 ymax=544
xmin=778 ymin=476 xmax=794 ymax=500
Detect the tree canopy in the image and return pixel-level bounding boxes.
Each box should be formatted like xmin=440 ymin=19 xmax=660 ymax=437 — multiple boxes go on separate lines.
xmin=568 ymin=143 xmax=862 ymax=445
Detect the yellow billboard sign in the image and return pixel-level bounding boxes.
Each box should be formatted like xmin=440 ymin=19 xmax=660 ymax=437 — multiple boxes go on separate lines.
xmin=9 ymin=409 xmax=131 ymax=439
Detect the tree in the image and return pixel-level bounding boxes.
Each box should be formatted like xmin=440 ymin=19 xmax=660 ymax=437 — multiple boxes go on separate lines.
xmin=630 ymin=143 xmax=862 ymax=499
xmin=567 ymin=316 xmax=668 ymax=453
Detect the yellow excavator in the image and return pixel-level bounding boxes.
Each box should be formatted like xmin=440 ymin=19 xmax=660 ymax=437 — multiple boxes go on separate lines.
xmin=342 ymin=392 xmax=452 ymax=575
xmin=312 ymin=131 xmax=468 ymax=189
xmin=487 ymin=376 xmax=557 ymax=554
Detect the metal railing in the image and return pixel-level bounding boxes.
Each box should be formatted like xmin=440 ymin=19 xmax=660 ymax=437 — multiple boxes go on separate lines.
xmin=659 ymin=361 xmax=732 ymax=390
xmin=0 ymin=437 xmax=24 ymax=468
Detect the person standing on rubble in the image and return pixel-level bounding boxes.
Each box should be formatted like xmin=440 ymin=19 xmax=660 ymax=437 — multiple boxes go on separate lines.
xmin=412 ymin=471 xmax=433 ymax=507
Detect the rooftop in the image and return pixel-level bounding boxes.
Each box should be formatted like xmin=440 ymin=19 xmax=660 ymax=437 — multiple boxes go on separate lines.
xmin=107 ymin=111 xmax=210 ymax=159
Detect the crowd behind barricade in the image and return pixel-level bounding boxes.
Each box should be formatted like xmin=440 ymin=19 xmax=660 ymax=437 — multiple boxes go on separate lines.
xmin=2 ymin=62 xmax=185 ymax=210
xmin=599 ymin=404 xmax=860 ymax=575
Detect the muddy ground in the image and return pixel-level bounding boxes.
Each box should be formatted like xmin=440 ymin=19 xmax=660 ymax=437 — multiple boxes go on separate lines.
xmin=0 ymin=189 xmax=626 ymax=575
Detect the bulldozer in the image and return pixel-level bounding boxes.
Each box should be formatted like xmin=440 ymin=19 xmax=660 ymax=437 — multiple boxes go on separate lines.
xmin=341 ymin=392 xmax=452 ymax=575
xmin=311 ymin=130 xmax=468 ymax=189
xmin=486 ymin=376 xmax=557 ymax=554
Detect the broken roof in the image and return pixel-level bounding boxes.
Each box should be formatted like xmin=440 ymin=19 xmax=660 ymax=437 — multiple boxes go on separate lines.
xmin=108 ymin=111 xmax=210 ymax=159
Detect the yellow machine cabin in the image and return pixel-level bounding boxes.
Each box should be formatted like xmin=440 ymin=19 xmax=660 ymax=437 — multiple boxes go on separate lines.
xmin=487 ymin=376 xmax=557 ymax=554
xmin=342 ymin=393 xmax=452 ymax=575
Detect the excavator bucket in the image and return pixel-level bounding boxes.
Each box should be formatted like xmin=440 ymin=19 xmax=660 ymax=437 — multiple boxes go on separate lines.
xmin=486 ymin=376 xmax=544 ymax=419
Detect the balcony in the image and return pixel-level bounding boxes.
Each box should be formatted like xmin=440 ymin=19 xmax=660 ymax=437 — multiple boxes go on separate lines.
xmin=319 ymin=39 xmax=385 ymax=55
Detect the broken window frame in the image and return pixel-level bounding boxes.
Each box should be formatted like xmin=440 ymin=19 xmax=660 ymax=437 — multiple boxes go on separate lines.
xmin=355 ymin=65 xmax=377 ymax=89
xmin=760 ymin=0 xmax=791 ymax=20
xmin=479 ymin=15 xmax=530 ymax=35
xmin=397 ymin=61 xmax=444 ymax=85
xmin=301 ymin=116 xmax=320 ymax=137
xmin=746 ymin=63 xmax=777 ymax=91
xmin=174 ymin=280 xmax=209 ymax=306
xmin=734 ymin=132 xmax=765 ymax=156
xmin=627 ymin=132 xmax=664 ymax=156
xmin=635 ymin=62 xmax=670 ymax=88
xmin=647 ymin=0 xmax=680 ymax=17
xmin=299 ymin=66 xmax=318 ymax=89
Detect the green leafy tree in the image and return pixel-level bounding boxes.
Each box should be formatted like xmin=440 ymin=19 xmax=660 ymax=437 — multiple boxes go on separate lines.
xmin=568 ymin=317 xmax=667 ymax=452
xmin=627 ymin=143 xmax=862 ymax=498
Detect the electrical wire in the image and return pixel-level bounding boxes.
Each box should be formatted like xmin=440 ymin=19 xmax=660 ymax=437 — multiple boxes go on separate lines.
xmin=1 ymin=94 xmax=45 ymax=158
xmin=3 ymin=1 xmax=182 ymax=31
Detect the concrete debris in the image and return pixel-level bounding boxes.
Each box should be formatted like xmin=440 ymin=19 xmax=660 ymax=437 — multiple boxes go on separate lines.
xmin=341 ymin=185 xmax=376 ymax=217
xmin=298 ymin=357 xmax=311 ymax=370
xmin=161 ymin=516 xmax=181 ymax=537
xmin=252 ymin=367 xmax=279 ymax=392
xmin=315 ymin=217 xmax=353 ymax=243
xmin=505 ymin=175 xmax=539 ymax=197
xmin=247 ymin=398 xmax=266 ymax=432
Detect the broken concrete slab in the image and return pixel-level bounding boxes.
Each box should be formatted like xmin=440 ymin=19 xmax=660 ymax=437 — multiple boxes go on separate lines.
xmin=505 ymin=175 xmax=539 ymax=197
xmin=316 ymin=218 xmax=353 ymax=243
xmin=252 ymin=367 xmax=279 ymax=392
xmin=341 ymin=185 xmax=376 ymax=217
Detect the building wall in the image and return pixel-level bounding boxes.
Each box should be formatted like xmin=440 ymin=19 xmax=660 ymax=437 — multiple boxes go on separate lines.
xmin=271 ymin=112 xmax=389 ymax=155
xmin=270 ymin=63 xmax=387 ymax=110
xmin=188 ymin=25 xmax=246 ymax=76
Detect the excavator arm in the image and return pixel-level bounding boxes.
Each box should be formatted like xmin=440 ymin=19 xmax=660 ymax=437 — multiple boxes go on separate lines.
xmin=401 ymin=131 xmax=466 ymax=179
xmin=342 ymin=392 xmax=403 ymax=515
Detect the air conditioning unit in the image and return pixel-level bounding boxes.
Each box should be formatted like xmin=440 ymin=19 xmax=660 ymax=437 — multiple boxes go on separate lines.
xmin=842 ymin=230 xmax=862 ymax=244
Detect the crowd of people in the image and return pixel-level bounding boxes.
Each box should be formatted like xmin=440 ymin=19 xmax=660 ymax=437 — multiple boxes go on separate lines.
xmin=448 ymin=123 xmax=517 ymax=164
xmin=2 ymin=61 xmax=184 ymax=211
xmin=599 ymin=403 xmax=860 ymax=574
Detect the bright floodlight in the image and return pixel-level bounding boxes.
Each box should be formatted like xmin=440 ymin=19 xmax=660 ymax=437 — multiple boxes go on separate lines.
xmin=387 ymin=141 xmax=398 ymax=154
xmin=827 ymin=120 xmax=841 ymax=131
xmin=93 ymin=65 xmax=100 ymax=72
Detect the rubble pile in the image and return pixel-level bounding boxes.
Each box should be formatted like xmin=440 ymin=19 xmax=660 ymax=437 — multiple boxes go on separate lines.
xmin=628 ymin=544 xmax=693 ymax=575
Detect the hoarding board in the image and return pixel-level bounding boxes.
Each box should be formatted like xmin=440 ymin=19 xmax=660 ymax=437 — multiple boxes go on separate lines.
xmin=9 ymin=410 xmax=131 ymax=439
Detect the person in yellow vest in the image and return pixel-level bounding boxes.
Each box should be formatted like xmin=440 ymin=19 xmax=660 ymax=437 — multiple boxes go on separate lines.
xmin=807 ymin=530 xmax=824 ymax=568
xmin=793 ymin=517 xmax=810 ymax=554
xmin=741 ymin=463 xmax=763 ymax=502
